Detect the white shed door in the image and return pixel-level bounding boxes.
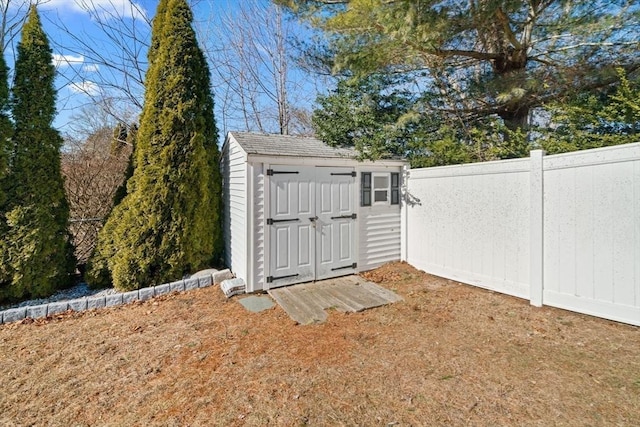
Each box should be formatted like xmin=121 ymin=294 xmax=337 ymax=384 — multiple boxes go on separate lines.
xmin=267 ymin=166 xmax=356 ymax=288
xmin=315 ymin=167 xmax=357 ymax=280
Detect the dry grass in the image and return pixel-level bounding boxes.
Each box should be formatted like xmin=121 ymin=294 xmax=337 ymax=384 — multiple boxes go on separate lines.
xmin=1 ymin=262 xmax=638 ymax=426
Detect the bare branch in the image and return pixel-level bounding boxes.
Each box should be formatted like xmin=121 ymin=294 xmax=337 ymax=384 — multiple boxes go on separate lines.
xmin=434 ymin=49 xmax=502 ymax=62
xmin=201 ymin=0 xmax=314 ymax=135
xmin=496 ymin=7 xmax=522 ymax=50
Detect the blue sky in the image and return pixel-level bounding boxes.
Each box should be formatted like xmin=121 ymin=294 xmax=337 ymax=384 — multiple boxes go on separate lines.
xmin=4 ymin=0 xmax=153 ymax=131
xmin=3 ymin=0 xmax=321 ymax=139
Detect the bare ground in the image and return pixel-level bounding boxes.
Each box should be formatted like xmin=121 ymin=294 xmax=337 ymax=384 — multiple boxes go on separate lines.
xmin=0 ymin=261 xmax=638 ymax=426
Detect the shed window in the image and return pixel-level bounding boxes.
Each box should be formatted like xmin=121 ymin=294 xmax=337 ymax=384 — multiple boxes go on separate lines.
xmin=374 ymin=175 xmax=388 ymax=202
xmin=361 ymin=172 xmax=400 ymax=206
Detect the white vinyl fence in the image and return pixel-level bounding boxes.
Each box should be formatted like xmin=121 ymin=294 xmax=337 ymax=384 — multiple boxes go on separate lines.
xmin=402 ymin=143 xmax=640 ymax=326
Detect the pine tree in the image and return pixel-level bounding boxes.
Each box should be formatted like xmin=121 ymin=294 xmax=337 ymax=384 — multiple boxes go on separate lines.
xmin=87 ymin=0 xmax=222 ymax=291
xmin=0 ymin=7 xmax=75 ymax=301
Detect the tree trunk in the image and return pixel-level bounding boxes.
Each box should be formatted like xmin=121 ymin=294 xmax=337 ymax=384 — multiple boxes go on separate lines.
xmin=499 ymin=107 xmax=529 ymax=132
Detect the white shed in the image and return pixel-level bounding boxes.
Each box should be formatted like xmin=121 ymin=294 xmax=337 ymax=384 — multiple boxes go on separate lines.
xmin=221 ymin=132 xmax=407 ymax=293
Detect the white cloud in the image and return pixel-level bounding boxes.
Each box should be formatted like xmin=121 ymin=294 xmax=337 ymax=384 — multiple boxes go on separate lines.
xmin=69 ymin=80 xmax=101 ymax=96
xmin=83 ymin=64 xmax=100 ymax=73
xmin=52 ymin=53 xmax=85 ymax=68
xmin=43 ymin=0 xmax=147 ymax=21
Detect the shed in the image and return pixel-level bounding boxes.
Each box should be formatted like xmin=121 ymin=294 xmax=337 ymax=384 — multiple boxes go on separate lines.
xmin=220 ymin=132 xmax=407 ymax=293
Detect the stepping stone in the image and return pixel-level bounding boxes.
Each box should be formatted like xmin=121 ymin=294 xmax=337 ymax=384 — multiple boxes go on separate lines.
xmin=238 ymin=295 xmax=275 ymax=313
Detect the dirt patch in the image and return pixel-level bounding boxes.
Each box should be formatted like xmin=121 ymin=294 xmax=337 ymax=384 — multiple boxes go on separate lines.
xmin=1 ymin=261 xmax=638 ymax=426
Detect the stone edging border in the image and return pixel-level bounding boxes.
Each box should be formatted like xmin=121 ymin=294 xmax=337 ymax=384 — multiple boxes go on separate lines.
xmin=0 ymin=269 xmax=234 ymax=325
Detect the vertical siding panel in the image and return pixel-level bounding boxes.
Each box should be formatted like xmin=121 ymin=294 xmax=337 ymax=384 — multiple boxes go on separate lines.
xmin=425 ymin=178 xmax=437 ymax=266
xmin=468 ymin=175 xmax=482 ymax=275
xmin=492 ymin=173 xmax=506 ymax=282
xmin=513 ymin=172 xmax=530 ymax=286
xmin=593 ymin=164 xmax=614 ymax=303
xmin=438 ymin=176 xmax=451 ymax=268
xmin=575 ymin=166 xmax=594 ymax=299
xmin=426 ymin=177 xmax=439 ymax=266
xmin=543 ymin=169 xmax=560 ymax=295
xmin=465 ymin=174 xmax=479 ymax=274
xmin=505 ymin=171 xmax=528 ymax=285
xmin=612 ymin=162 xmax=635 ymax=305
xmin=224 ymin=138 xmax=247 ymax=283
xmin=479 ymin=175 xmax=494 ymax=280
xmin=450 ymin=176 xmax=461 ymax=271
xmin=558 ymin=168 xmax=577 ymax=295
xmin=252 ymin=167 xmax=265 ymax=291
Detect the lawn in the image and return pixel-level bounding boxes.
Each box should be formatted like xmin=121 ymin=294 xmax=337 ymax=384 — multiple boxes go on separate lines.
xmin=1 ymin=262 xmax=638 ymax=426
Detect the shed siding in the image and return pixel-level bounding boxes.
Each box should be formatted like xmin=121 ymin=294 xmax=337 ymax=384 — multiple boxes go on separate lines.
xmin=358 ymin=206 xmax=402 ymax=271
xmin=223 ymin=138 xmax=248 ymax=282
xmin=250 ymin=164 xmax=266 ymax=292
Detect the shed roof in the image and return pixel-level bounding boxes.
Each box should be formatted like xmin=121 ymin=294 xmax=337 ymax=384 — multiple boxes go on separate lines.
xmin=230 ymin=132 xmax=357 ymax=159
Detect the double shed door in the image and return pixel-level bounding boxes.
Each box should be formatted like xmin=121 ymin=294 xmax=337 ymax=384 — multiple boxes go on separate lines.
xmin=267 ymin=165 xmax=357 ymax=288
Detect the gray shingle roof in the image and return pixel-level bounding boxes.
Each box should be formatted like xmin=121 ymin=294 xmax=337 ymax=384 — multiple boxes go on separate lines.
xmin=230 ymin=132 xmax=357 ymax=159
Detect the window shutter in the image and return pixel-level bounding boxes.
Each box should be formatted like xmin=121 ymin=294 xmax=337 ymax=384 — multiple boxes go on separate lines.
xmin=391 ymin=172 xmax=400 ymax=205
xmin=361 ymin=172 xmax=371 ymax=206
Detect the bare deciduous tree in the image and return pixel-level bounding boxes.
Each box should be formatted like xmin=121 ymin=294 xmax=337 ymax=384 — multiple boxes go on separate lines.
xmin=1 ymin=0 xmax=35 ymax=53
xmin=15 ymin=0 xmax=317 ymax=137
xmin=200 ymin=0 xmax=315 ymax=135
xmin=61 ymin=104 xmax=132 ymax=265
xmin=45 ymin=0 xmax=151 ymax=126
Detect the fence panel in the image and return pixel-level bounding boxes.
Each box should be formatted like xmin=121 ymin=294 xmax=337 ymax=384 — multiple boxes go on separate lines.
xmin=542 ymin=144 xmax=640 ymax=325
xmin=404 ymin=159 xmax=531 ymax=299
xmin=403 ymin=143 xmax=640 ymax=326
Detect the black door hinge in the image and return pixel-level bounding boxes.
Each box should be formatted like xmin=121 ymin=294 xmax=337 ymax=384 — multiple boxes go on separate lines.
xmin=267 ymin=169 xmax=299 ymax=176
xmin=267 ymin=273 xmax=299 ymax=283
xmin=331 ymin=263 xmax=357 ymax=271
xmin=267 ymin=218 xmax=300 ymax=225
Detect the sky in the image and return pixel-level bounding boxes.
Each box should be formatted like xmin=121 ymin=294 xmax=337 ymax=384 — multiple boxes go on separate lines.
xmin=2 ymin=0 xmax=322 ymax=140
xmin=4 ymin=0 xmax=154 ymax=132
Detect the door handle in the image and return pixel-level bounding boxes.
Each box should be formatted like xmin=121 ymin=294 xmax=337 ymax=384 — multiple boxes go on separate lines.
xmin=309 ymin=216 xmax=318 ymax=222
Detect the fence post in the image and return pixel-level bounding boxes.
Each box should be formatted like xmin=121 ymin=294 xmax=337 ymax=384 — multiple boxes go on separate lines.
xmin=530 ymin=149 xmax=545 ymax=307
xmin=400 ymin=164 xmax=410 ymax=262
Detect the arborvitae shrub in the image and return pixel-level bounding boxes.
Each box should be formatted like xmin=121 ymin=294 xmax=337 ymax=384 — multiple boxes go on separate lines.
xmin=87 ymin=0 xmax=222 ymax=291
xmin=0 ymin=7 xmax=75 ymax=302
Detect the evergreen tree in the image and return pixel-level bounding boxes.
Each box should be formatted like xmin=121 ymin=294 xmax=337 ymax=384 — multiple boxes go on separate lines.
xmin=0 ymin=7 xmax=75 ymax=302
xmin=280 ymin=0 xmax=639 ymax=154
xmin=540 ymin=69 xmax=640 ymax=154
xmin=87 ymin=0 xmax=222 ymax=291
xmin=0 ymin=51 xmax=11 ymax=207
xmin=313 ymin=74 xmax=530 ymax=166
xmin=314 ymin=74 xmax=417 ymax=160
